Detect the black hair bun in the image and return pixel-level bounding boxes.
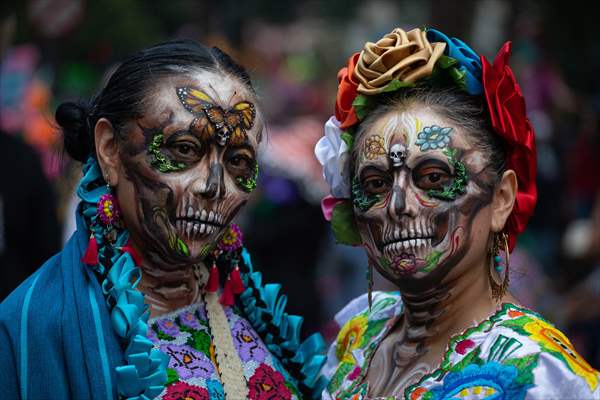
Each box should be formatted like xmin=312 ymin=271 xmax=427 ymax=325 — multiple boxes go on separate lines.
xmin=55 ymin=101 xmax=93 ymax=162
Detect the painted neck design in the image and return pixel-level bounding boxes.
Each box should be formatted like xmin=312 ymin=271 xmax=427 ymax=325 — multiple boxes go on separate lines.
xmin=368 ymin=254 xmax=496 ymax=397
xmin=137 ymin=259 xmax=209 ymax=317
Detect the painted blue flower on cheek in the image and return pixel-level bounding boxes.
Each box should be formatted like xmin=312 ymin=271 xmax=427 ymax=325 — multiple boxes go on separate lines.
xmin=429 ymin=362 xmax=531 ymax=400
xmin=415 ymin=125 xmax=453 ymax=151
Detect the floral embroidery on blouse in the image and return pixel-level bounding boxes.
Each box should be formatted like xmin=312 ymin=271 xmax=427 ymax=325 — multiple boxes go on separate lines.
xmin=322 ymin=292 xmax=600 ymax=400
xmin=148 ymin=301 xmax=301 ymax=399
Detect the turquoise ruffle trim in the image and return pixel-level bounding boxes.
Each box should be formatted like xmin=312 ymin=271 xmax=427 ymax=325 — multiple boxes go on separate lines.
xmin=239 ymin=248 xmax=328 ymax=398
xmin=78 ymin=157 xmax=168 ymax=399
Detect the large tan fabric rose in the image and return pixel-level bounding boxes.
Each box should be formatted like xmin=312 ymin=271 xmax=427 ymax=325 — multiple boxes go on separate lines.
xmin=354 ymin=28 xmax=446 ymax=95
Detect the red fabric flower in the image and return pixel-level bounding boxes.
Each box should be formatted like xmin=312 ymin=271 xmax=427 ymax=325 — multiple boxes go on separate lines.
xmin=481 ymin=42 xmax=537 ymax=252
xmin=248 ymin=364 xmax=292 ymax=400
xmin=335 ymin=52 xmax=361 ymax=130
xmin=164 ymin=381 xmax=209 ymax=400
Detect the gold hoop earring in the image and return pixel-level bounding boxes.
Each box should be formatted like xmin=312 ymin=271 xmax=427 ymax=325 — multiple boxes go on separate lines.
xmin=488 ymin=232 xmax=510 ymax=301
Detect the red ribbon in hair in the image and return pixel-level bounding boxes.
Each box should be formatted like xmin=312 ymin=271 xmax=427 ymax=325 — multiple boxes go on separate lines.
xmin=481 ymin=42 xmax=537 ymax=252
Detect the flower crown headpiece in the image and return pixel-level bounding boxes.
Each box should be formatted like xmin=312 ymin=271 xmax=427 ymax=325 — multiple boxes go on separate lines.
xmin=315 ymin=27 xmax=537 ymax=252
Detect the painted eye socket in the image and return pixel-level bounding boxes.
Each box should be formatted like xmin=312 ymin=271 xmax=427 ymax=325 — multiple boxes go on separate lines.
xmin=226 ymin=153 xmax=254 ymax=174
xmin=362 ymin=175 xmax=391 ymax=194
xmin=414 ymin=164 xmax=452 ymax=190
xmin=169 ymin=140 xmax=201 ymax=159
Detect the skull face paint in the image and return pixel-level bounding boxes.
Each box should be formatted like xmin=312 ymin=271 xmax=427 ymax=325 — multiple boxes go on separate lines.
xmin=115 ymin=70 xmax=260 ymax=269
xmin=353 ymin=106 xmax=496 ymax=287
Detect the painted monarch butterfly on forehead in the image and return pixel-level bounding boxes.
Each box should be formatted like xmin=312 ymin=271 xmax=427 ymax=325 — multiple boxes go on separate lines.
xmin=176 ymin=87 xmax=256 ymax=146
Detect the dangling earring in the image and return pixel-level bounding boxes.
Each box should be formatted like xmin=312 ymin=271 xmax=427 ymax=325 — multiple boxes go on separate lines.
xmin=367 ymin=263 xmax=374 ymax=311
xmin=83 ymin=176 xmax=121 ymax=266
xmin=214 ymin=224 xmax=246 ymax=306
xmin=489 ymin=232 xmax=510 ymax=301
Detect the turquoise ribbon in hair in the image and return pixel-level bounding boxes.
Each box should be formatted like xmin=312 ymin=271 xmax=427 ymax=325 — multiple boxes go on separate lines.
xmin=77 ymin=156 xmax=168 ymax=399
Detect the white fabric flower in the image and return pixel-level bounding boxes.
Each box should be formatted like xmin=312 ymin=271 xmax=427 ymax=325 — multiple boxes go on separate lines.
xmin=314 ymin=116 xmax=351 ymax=198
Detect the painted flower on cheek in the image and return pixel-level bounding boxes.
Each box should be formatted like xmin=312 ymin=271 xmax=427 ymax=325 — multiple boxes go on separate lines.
xmin=391 ymin=253 xmax=418 ymax=276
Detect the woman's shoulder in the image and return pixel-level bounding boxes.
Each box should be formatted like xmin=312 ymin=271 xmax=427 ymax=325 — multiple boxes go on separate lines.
xmin=333 ymin=291 xmax=402 ymax=328
xmin=407 ymin=303 xmax=600 ymax=399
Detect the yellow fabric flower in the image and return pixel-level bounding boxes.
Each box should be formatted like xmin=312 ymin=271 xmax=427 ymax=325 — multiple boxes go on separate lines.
xmin=523 ymin=318 xmax=599 ymax=391
xmin=336 ymin=315 xmax=368 ymax=363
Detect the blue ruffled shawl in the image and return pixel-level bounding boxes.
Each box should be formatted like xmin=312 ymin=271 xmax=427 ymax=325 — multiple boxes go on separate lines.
xmin=0 ymin=216 xmax=123 ymax=399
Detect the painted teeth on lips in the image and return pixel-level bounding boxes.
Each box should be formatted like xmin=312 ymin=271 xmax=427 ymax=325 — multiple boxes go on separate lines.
xmin=385 ymin=238 xmax=432 ymax=253
xmin=384 ymin=225 xmax=434 ymax=246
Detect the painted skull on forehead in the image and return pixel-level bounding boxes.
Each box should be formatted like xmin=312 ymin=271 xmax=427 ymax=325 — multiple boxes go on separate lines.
xmin=353 ymin=105 xmax=496 ymax=287
xmin=117 ymin=70 xmax=260 ymax=268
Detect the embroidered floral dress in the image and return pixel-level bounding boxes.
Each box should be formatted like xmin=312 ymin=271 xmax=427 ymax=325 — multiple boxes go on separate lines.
xmin=148 ymin=301 xmax=298 ymax=400
xmin=322 ymin=292 xmax=600 ymax=400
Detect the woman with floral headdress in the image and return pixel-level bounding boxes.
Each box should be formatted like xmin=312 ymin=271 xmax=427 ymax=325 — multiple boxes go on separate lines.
xmin=0 ymin=40 xmax=327 ymax=399
xmin=315 ymin=27 xmax=600 ymax=399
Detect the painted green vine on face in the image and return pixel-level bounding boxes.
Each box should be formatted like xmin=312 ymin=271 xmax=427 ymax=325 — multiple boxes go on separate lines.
xmin=352 ymin=176 xmax=380 ymax=212
xmin=422 ymin=250 xmax=443 ymax=272
xmin=236 ymin=162 xmax=259 ymax=193
xmin=427 ymin=148 xmax=468 ymax=201
xmin=148 ymin=132 xmax=185 ymax=173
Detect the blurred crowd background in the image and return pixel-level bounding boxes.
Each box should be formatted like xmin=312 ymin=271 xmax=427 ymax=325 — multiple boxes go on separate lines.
xmin=1 ymin=0 xmax=600 ymax=368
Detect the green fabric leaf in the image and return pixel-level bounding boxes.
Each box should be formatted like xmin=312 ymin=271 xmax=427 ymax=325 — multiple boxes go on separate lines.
xmin=340 ymin=131 xmax=354 ymax=149
xmin=331 ymin=201 xmax=362 ymax=245
xmin=436 ymin=55 xmax=458 ymax=69
xmin=380 ymin=79 xmax=415 ymax=93
xmin=352 ymin=94 xmax=371 ymax=120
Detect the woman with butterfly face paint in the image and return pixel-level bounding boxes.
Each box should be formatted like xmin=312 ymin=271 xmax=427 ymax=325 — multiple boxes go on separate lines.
xmin=0 ymin=40 xmax=327 ymax=400
xmin=316 ymin=28 xmax=600 ymax=399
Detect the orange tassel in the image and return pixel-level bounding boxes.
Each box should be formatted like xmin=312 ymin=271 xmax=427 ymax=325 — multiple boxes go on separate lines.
xmin=82 ymin=235 xmax=98 ymax=265
xmin=230 ymin=266 xmax=244 ymax=294
xmin=219 ymin=277 xmax=234 ymax=306
xmin=122 ymin=240 xmax=143 ymax=265
xmin=206 ymin=263 xmax=219 ymax=293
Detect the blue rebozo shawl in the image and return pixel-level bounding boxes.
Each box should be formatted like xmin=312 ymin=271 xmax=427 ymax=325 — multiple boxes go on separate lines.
xmin=0 ymin=216 xmax=328 ymax=400
xmin=0 ymin=214 xmax=124 ymax=399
